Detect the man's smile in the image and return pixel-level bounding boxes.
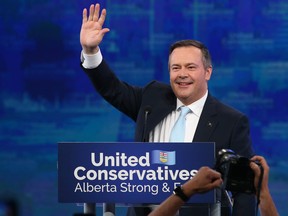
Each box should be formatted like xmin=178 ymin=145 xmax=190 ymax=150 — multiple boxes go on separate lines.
xmin=176 ymin=81 xmax=193 ymax=86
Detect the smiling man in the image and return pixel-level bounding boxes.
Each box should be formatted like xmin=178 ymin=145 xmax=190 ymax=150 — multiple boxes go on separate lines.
xmin=169 ymin=41 xmax=212 ymax=106
xmin=80 ymin=3 xmax=255 ymax=216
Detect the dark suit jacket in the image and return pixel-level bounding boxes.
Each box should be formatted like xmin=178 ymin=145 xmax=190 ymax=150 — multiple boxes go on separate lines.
xmin=82 ymin=59 xmax=256 ymax=216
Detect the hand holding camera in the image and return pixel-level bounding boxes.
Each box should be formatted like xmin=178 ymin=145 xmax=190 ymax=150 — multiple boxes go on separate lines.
xmin=215 ymin=149 xmax=263 ymax=194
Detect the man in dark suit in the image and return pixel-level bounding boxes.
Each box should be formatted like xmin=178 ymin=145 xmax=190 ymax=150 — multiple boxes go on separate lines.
xmin=79 ymin=3 xmax=255 ymax=216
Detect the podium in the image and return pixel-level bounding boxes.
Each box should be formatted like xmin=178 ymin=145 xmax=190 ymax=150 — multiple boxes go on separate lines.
xmin=58 ymin=142 xmax=222 ymax=216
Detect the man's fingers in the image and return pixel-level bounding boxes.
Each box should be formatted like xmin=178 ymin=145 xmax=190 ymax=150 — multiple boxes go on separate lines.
xmin=93 ymin=3 xmax=100 ymax=21
xmin=214 ymin=178 xmax=223 ymax=187
xmin=84 ymin=4 xmax=106 ymax=27
xmin=100 ymin=28 xmax=110 ymax=35
xmin=250 ymin=161 xmax=261 ymax=177
xmin=98 ymin=9 xmax=107 ymax=27
xmin=89 ymin=4 xmax=95 ymax=21
xmin=97 ymin=28 xmax=110 ymax=41
xmin=82 ymin=8 xmax=88 ymax=23
xmin=250 ymin=155 xmax=269 ymax=174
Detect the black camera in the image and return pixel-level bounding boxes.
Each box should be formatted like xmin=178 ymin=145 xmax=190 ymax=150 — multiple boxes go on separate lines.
xmin=215 ymin=149 xmax=257 ymax=194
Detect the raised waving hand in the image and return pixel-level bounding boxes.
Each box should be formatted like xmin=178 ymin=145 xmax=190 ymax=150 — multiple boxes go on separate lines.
xmin=80 ymin=3 xmax=110 ymax=54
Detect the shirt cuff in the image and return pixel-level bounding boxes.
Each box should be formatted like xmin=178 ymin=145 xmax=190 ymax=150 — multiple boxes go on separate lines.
xmin=81 ymin=49 xmax=103 ymax=69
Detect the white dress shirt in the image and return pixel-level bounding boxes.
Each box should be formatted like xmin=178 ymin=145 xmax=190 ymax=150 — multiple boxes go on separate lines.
xmin=149 ymin=92 xmax=208 ymax=142
xmin=81 ymin=50 xmax=103 ymax=68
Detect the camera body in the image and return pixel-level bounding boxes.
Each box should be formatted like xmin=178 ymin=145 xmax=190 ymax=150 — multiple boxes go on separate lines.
xmin=215 ymin=149 xmax=257 ymax=194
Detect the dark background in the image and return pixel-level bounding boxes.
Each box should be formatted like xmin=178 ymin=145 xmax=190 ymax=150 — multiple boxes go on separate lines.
xmin=0 ymin=0 xmax=287 ymax=215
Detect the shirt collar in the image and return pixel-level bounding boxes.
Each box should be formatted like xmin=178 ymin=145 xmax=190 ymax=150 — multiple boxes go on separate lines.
xmin=176 ymin=91 xmax=208 ymax=117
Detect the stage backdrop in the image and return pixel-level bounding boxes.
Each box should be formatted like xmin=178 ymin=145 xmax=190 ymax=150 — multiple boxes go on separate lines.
xmin=0 ymin=0 xmax=287 ymax=215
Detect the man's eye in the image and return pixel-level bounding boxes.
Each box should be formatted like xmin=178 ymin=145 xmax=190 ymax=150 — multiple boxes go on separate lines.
xmin=172 ymin=67 xmax=180 ymax=71
xmin=188 ymin=66 xmax=196 ymax=70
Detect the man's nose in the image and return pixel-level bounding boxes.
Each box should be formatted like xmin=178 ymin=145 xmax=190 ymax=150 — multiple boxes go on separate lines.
xmin=178 ymin=69 xmax=188 ymax=77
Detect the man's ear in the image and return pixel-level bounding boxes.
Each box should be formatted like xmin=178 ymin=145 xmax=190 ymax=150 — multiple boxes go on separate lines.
xmin=205 ymin=67 xmax=212 ymax=81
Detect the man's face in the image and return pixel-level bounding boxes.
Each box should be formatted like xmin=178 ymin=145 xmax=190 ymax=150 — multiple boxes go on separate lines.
xmin=169 ymin=46 xmax=212 ymax=105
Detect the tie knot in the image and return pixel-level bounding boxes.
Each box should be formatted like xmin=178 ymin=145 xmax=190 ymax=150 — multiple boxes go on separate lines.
xmin=179 ymin=106 xmax=191 ymax=117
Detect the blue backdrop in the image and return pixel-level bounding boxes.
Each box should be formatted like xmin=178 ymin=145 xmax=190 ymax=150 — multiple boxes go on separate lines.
xmin=0 ymin=0 xmax=287 ymax=215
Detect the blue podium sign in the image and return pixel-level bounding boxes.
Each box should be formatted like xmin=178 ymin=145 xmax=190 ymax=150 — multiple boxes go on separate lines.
xmin=58 ymin=142 xmax=215 ymax=204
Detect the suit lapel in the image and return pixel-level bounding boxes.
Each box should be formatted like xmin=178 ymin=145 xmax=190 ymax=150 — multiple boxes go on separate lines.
xmin=146 ymin=88 xmax=176 ymax=133
xmin=193 ymin=94 xmax=219 ymax=142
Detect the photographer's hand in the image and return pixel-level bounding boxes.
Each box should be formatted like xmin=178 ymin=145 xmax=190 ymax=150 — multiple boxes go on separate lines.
xmin=250 ymin=156 xmax=269 ymax=195
xmin=182 ymin=166 xmax=222 ymax=196
xmin=250 ymin=156 xmax=279 ymax=216
xmin=149 ymin=167 xmax=222 ymax=216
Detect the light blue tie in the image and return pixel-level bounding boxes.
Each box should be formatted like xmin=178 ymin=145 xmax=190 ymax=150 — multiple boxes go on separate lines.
xmin=170 ymin=106 xmax=191 ymax=142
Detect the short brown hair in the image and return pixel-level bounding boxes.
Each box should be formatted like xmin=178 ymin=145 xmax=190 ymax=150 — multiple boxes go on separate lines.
xmin=169 ymin=40 xmax=212 ymax=69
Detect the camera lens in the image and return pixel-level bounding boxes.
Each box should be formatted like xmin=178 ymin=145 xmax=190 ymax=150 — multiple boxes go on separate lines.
xmin=215 ymin=149 xmax=256 ymax=194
